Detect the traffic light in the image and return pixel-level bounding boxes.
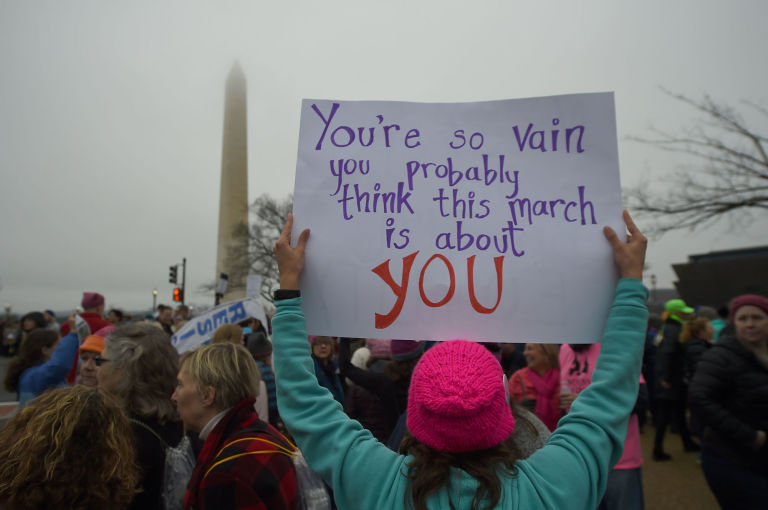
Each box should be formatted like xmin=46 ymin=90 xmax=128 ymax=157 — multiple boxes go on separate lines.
xmin=169 ymin=265 xmax=178 ymax=284
xmin=173 ymin=287 xmax=182 ymax=302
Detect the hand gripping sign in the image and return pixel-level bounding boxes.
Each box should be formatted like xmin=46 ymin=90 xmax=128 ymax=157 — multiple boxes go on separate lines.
xmin=292 ymin=93 xmax=624 ymax=343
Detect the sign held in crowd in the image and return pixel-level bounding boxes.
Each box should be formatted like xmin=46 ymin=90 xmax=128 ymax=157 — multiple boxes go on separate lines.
xmin=293 ymin=93 xmax=624 ymax=343
xmin=171 ymin=298 xmax=268 ymax=353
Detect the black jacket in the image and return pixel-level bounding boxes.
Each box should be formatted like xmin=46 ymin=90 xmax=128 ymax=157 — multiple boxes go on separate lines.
xmin=655 ymin=319 xmax=685 ymax=399
xmin=682 ymin=337 xmax=711 ymax=384
xmin=688 ymin=335 xmax=768 ymax=474
xmin=129 ymin=415 xmax=184 ymax=510
xmin=338 ymin=339 xmax=407 ymax=441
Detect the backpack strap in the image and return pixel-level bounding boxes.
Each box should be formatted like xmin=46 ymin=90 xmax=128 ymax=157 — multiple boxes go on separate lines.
xmin=130 ymin=418 xmax=169 ymax=449
xmin=203 ymin=435 xmax=297 ymax=480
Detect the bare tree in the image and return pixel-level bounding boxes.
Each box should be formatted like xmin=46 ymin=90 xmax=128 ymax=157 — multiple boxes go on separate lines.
xmin=199 ymin=194 xmax=292 ymax=305
xmin=626 ymin=90 xmax=768 ymax=234
xmin=245 ymin=193 xmax=293 ymax=303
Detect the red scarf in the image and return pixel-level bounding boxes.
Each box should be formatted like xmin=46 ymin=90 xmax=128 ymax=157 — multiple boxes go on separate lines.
xmin=184 ymin=397 xmax=259 ymax=509
xmin=527 ymin=367 xmax=561 ymax=431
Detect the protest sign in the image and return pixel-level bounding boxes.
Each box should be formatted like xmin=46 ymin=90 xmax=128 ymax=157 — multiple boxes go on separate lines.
xmin=293 ymin=93 xmax=624 ymax=343
xmin=171 ymin=298 xmax=268 ymax=353
xmin=246 ymin=275 xmax=263 ymax=299
xmin=74 ymin=314 xmax=91 ymax=343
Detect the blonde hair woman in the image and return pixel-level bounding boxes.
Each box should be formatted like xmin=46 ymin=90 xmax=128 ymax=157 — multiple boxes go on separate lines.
xmin=172 ymin=343 xmax=296 ymax=510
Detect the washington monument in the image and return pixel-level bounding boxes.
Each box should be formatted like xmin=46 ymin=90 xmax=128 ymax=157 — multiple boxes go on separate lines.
xmin=215 ymin=62 xmax=249 ymax=302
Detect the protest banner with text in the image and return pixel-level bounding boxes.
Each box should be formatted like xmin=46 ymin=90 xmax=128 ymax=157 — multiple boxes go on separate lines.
xmin=171 ymin=298 xmax=268 ymax=353
xmin=293 ymin=93 xmax=624 ymax=343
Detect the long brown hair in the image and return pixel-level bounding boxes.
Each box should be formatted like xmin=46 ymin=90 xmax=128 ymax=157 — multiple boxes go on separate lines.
xmin=212 ymin=324 xmax=243 ymax=344
xmin=680 ymin=317 xmax=710 ymax=343
xmin=4 ymin=329 xmax=59 ymax=392
xmin=400 ymin=432 xmax=520 ymax=510
xmin=0 ymin=386 xmax=139 ymax=509
xmin=383 ymin=356 xmax=420 ymax=383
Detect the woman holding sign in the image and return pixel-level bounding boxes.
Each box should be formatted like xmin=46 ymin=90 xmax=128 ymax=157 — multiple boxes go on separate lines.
xmin=272 ymin=211 xmax=648 ymax=510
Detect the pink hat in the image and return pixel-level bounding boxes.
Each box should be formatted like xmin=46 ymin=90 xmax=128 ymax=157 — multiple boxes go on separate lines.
xmin=81 ymin=292 xmax=105 ymax=309
xmin=407 ymin=340 xmax=515 ymax=453
xmin=729 ymin=294 xmax=768 ymax=322
xmin=93 ymin=325 xmax=115 ymax=338
xmin=390 ymin=340 xmax=424 ymax=361
xmin=366 ymin=338 xmax=392 ymax=360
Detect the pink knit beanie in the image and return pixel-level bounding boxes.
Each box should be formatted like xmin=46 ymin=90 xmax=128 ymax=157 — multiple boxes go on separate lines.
xmin=390 ymin=340 xmax=424 ymax=361
xmin=366 ymin=338 xmax=392 ymax=360
xmin=407 ymin=340 xmax=515 ymax=453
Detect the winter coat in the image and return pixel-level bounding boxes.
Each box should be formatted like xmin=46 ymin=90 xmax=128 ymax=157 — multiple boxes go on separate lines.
xmin=689 ymin=334 xmax=768 ymax=475
xmin=345 ymin=383 xmax=395 ymax=443
xmin=184 ymin=397 xmax=297 ymax=510
xmin=655 ymin=319 xmax=685 ymax=399
xmin=128 ymin=415 xmax=184 ymax=510
xmin=312 ymin=356 xmax=344 ymax=405
xmin=682 ymin=337 xmax=711 ymax=384
xmin=17 ymin=332 xmax=78 ymax=406
xmin=339 ymin=339 xmax=406 ymax=440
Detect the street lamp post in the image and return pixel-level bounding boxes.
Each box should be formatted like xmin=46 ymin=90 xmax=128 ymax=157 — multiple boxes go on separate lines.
xmin=152 ymin=289 xmax=158 ymax=312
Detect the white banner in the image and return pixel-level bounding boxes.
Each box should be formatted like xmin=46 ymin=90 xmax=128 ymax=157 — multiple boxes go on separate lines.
xmin=171 ymin=298 xmax=268 ymax=353
xmin=74 ymin=314 xmax=91 ymax=343
xmin=293 ymin=93 xmax=624 ymax=343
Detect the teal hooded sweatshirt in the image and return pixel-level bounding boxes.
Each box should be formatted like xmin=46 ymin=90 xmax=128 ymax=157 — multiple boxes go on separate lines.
xmin=272 ymin=278 xmax=648 ymax=510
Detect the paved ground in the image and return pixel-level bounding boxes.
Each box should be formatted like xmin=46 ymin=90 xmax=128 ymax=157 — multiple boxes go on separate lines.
xmin=0 ymin=354 xmax=721 ymax=508
xmin=639 ymin=425 xmax=719 ymax=510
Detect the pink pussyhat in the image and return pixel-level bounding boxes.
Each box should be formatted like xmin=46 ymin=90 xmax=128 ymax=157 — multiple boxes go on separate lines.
xmin=407 ymin=340 xmax=515 ymax=453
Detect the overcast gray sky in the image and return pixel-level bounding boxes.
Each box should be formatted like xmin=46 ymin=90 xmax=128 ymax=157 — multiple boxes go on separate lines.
xmin=1 ymin=0 xmax=767 ymax=314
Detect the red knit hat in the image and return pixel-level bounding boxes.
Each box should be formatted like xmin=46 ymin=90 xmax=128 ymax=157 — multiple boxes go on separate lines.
xmin=407 ymin=340 xmax=515 ymax=453
xmin=81 ymin=292 xmax=105 ymax=309
xmin=729 ymin=294 xmax=768 ymax=322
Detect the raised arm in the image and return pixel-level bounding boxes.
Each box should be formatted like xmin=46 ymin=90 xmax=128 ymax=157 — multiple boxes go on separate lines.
xmin=516 ymin=210 xmax=648 ymax=508
xmin=602 ymin=209 xmax=646 ymax=281
xmin=27 ymin=313 xmax=80 ymax=391
xmin=273 ymin=214 xmax=310 ymax=291
xmin=271 ymin=215 xmax=407 ymax=509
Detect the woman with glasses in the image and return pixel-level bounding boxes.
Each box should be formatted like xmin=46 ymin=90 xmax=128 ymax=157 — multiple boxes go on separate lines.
xmin=3 ymin=312 xmax=78 ymax=407
xmin=97 ymin=323 xmax=184 ymax=510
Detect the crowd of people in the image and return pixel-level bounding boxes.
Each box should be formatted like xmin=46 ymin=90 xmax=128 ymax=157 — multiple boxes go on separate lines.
xmin=0 ymin=211 xmax=765 ymax=509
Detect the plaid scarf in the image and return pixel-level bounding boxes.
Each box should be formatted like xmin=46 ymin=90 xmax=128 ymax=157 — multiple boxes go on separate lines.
xmin=184 ymin=397 xmax=297 ymax=510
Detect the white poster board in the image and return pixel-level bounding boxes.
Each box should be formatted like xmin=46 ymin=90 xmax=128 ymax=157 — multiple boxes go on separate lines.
xmin=246 ymin=275 xmax=263 ymax=299
xmin=74 ymin=314 xmax=91 ymax=343
xmin=293 ymin=93 xmax=623 ymax=343
xmin=171 ymin=297 xmax=268 ymax=353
